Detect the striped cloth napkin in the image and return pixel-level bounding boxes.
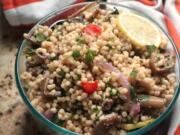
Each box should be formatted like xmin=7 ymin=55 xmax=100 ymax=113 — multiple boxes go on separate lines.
xmin=107 ymin=1 xmax=180 ymax=135
xmin=1 ymin=0 xmax=180 ymax=135
xmin=1 ymin=0 xmax=85 ymax=25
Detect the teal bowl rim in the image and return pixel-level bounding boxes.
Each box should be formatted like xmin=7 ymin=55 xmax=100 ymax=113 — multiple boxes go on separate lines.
xmin=15 ymin=2 xmax=180 ymax=135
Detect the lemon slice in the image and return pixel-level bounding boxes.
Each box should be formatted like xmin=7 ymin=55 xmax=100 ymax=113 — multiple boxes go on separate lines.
xmin=117 ymin=12 xmax=161 ymax=48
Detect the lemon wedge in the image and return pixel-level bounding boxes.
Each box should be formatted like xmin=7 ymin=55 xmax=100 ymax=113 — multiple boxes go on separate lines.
xmin=117 ymin=12 xmax=161 ymax=49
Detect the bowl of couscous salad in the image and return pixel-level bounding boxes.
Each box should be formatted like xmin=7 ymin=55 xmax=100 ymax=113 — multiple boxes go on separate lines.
xmin=15 ymin=2 xmax=180 ymax=135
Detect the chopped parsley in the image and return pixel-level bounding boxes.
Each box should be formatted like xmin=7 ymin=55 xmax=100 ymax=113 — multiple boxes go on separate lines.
xmin=130 ymin=86 xmax=137 ymax=101
xmin=58 ymin=70 xmax=66 ymax=78
xmin=76 ymin=104 xmax=83 ymax=110
xmin=107 ymin=44 xmax=113 ymax=49
xmin=93 ymin=106 xmax=101 ymax=120
xmin=49 ymin=55 xmax=58 ymax=61
xmin=76 ymin=37 xmax=86 ymax=46
xmin=85 ymin=49 xmax=96 ymax=64
xmin=129 ymin=68 xmax=138 ymax=78
xmin=77 ymin=74 xmax=81 ymax=80
xmin=146 ymin=45 xmax=156 ymax=56
xmin=93 ymin=106 xmax=99 ymax=113
xmin=24 ymin=48 xmax=35 ymax=56
xmin=137 ymin=95 xmax=150 ymax=102
xmin=52 ymin=115 xmax=65 ymax=126
xmin=61 ymin=89 xmax=66 ymax=96
xmin=157 ymin=54 xmax=161 ymax=61
xmin=109 ymin=38 xmax=115 ymax=42
xmin=109 ymin=88 xmax=117 ymax=97
xmin=109 ymin=88 xmax=114 ymax=96
xmin=82 ymin=21 xmax=88 ymax=25
xmin=105 ymin=79 xmax=113 ymax=88
xmin=73 ymin=101 xmax=83 ymax=110
xmin=111 ymin=7 xmax=119 ymax=15
xmin=72 ymin=50 xmax=80 ymax=59
xmin=105 ymin=79 xmax=117 ymax=96
xmin=52 ymin=24 xmax=59 ymax=30
xmin=35 ymin=33 xmax=48 ymax=42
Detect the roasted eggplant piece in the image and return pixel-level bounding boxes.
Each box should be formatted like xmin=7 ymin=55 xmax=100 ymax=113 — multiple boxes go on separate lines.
xmin=129 ymin=78 xmax=153 ymax=92
xmin=40 ymin=77 xmax=60 ymax=98
xmin=27 ymin=55 xmax=44 ymax=67
xmin=150 ymin=52 xmax=175 ymax=74
xmin=23 ymin=33 xmax=41 ymax=46
xmin=137 ymin=95 xmax=166 ymax=108
xmin=93 ymin=113 xmax=121 ymax=135
xmin=102 ymin=99 xmax=114 ymax=112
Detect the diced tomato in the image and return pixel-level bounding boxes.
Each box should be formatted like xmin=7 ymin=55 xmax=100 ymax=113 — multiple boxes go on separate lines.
xmin=82 ymin=24 xmax=102 ymax=36
xmin=81 ymin=80 xmax=98 ymax=94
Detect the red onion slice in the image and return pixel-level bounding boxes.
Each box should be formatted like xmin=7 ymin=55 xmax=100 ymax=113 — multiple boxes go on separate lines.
xmin=96 ymin=61 xmax=130 ymax=89
xmin=116 ymin=72 xmax=130 ymax=89
xmin=130 ymin=102 xmax=141 ymax=116
xmin=96 ymin=61 xmax=118 ymax=72
xmin=43 ymin=110 xmax=54 ymax=120
xmin=36 ymin=50 xmax=47 ymax=59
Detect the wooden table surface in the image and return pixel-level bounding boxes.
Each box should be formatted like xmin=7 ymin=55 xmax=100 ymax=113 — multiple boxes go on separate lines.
xmin=0 ymin=3 xmax=171 ymax=135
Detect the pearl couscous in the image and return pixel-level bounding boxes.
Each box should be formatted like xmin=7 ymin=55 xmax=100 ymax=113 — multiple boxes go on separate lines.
xmin=21 ymin=4 xmax=177 ymax=135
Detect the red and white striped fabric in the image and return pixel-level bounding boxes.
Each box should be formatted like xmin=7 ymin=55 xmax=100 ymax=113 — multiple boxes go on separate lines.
xmin=107 ymin=1 xmax=180 ymax=135
xmin=1 ymin=0 xmax=85 ymax=26
xmin=1 ymin=0 xmax=180 ymax=135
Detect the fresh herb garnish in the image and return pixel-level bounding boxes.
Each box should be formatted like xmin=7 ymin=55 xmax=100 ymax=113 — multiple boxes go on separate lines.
xmin=35 ymin=33 xmax=48 ymax=42
xmin=85 ymin=49 xmax=96 ymax=64
xmin=93 ymin=106 xmax=99 ymax=113
xmin=52 ymin=115 xmax=65 ymax=125
xmin=111 ymin=7 xmax=119 ymax=15
xmin=73 ymin=101 xmax=84 ymax=110
xmin=105 ymin=79 xmax=112 ymax=88
xmin=109 ymin=88 xmax=114 ymax=96
xmin=129 ymin=68 xmax=138 ymax=78
xmin=109 ymin=38 xmax=115 ymax=42
xmin=109 ymin=88 xmax=117 ymax=97
xmin=106 ymin=79 xmax=117 ymax=96
xmin=49 ymin=55 xmax=58 ymax=61
xmin=24 ymin=48 xmax=35 ymax=56
xmin=93 ymin=106 xmax=101 ymax=121
xmin=130 ymin=86 xmax=137 ymax=100
xmin=72 ymin=50 xmax=80 ymax=59
xmin=61 ymin=89 xmax=66 ymax=96
xmin=58 ymin=70 xmax=66 ymax=78
xmin=147 ymin=45 xmax=156 ymax=56
xmin=107 ymin=44 xmax=113 ymax=49
xmin=53 ymin=24 xmax=60 ymax=30
xmin=137 ymin=95 xmax=150 ymax=102
xmin=77 ymin=74 xmax=81 ymax=80
xmin=82 ymin=21 xmax=88 ymax=25
xmin=157 ymin=54 xmax=161 ymax=61
xmin=76 ymin=104 xmax=83 ymax=110
xmin=76 ymin=37 xmax=86 ymax=46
